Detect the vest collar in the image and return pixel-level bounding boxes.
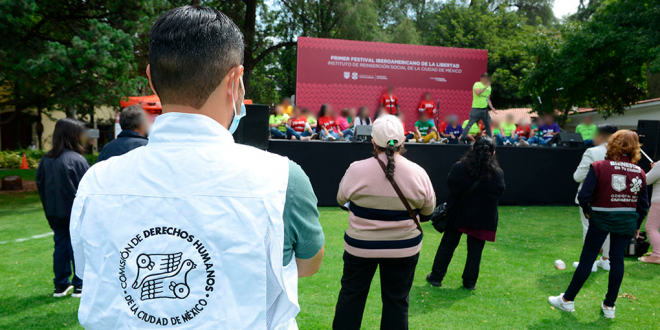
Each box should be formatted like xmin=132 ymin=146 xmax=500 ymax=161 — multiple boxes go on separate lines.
xmin=147 ymin=112 xmax=234 ymax=145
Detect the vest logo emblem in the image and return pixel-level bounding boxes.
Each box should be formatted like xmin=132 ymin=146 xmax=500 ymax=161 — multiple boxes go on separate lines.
xmin=132 ymin=252 xmax=196 ymax=300
xmin=611 ymin=174 xmax=626 ymax=192
xmin=630 ymin=176 xmax=642 ymax=194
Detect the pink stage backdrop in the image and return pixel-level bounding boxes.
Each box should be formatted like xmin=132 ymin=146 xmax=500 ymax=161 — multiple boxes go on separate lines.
xmin=296 ymin=37 xmax=488 ymax=129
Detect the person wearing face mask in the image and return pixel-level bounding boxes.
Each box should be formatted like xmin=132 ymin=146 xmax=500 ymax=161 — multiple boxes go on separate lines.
xmin=69 ymin=6 xmax=325 ymax=330
xmin=97 ymin=105 xmax=151 ymax=162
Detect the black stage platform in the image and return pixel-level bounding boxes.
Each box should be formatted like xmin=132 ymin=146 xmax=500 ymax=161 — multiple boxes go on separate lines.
xmin=268 ymin=140 xmax=586 ymax=207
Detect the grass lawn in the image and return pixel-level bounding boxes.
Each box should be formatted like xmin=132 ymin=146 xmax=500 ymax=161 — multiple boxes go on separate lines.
xmin=0 ymin=169 xmax=37 ymax=182
xmin=0 ymin=192 xmax=658 ymax=329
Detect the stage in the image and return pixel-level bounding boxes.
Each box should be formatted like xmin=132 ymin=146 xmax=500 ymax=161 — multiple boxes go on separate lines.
xmin=268 ymin=140 xmax=586 ymax=207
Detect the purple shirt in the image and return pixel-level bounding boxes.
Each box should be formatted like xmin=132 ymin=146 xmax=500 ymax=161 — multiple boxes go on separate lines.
xmin=445 ymin=124 xmax=463 ymax=137
xmin=540 ymin=123 xmax=560 ymax=140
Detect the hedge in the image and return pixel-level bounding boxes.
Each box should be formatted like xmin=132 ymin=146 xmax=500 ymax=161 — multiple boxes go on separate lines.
xmin=0 ymin=149 xmax=98 ymax=169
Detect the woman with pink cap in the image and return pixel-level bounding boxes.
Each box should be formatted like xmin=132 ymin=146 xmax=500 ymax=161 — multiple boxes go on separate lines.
xmin=333 ymin=115 xmax=436 ymax=330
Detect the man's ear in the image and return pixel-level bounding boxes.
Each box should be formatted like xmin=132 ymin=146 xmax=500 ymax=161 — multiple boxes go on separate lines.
xmin=228 ymin=65 xmax=245 ymax=101
xmin=146 ymin=65 xmax=157 ymax=96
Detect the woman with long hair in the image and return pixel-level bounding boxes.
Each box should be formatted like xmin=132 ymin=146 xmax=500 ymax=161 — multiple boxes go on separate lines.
xmin=549 ymin=130 xmax=649 ymax=319
xmin=36 ymin=118 xmax=90 ymax=298
xmin=353 ymin=106 xmax=372 ymax=126
xmin=317 ymin=104 xmax=343 ymax=141
xmin=333 ymin=115 xmax=436 ymax=330
xmin=427 ymin=136 xmax=505 ymax=290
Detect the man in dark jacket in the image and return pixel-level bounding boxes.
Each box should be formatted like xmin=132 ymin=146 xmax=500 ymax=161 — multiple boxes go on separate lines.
xmin=97 ymin=105 xmax=150 ymax=162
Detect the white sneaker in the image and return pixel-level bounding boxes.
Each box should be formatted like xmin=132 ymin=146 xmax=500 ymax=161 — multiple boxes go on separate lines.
xmin=417 ymin=138 xmax=424 ymax=143
xmin=548 ymin=293 xmax=575 ymax=312
xmin=596 ymin=258 xmax=611 ymax=271
xmin=602 ymin=303 xmax=615 ymax=318
xmin=592 ymin=261 xmax=598 ymax=273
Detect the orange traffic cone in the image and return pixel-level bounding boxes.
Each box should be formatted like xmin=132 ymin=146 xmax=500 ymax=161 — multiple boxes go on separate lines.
xmin=20 ymin=153 xmax=29 ymax=169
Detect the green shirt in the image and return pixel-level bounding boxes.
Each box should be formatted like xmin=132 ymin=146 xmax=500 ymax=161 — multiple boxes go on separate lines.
xmin=492 ymin=127 xmax=500 ymax=135
xmin=306 ymin=116 xmax=317 ymax=125
xmin=415 ymin=120 xmax=435 ymax=136
xmin=462 ymin=120 xmax=481 ymax=135
xmin=576 ymin=123 xmax=598 ymax=141
xmin=283 ymin=161 xmax=325 ymax=265
xmin=501 ymin=123 xmax=516 ymax=137
xmin=472 ymin=82 xmax=491 ymax=108
xmin=269 ymin=114 xmax=290 ymax=132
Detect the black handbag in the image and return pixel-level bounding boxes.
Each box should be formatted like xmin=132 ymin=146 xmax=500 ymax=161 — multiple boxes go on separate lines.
xmin=431 ymin=180 xmax=480 ymax=233
xmin=625 ymin=231 xmax=650 ymax=257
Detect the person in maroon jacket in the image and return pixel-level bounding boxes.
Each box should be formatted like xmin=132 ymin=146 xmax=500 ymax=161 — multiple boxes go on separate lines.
xmin=548 ymin=130 xmax=650 ymax=319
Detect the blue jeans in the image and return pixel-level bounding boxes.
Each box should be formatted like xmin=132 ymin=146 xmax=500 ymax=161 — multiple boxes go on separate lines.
xmin=584 ymin=139 xmax=594 ymax=147
xmin=496 ymin=134 xmax=518 ymax=145
xmin=270 ymin=127 xmax=287 ymax=139
xmin=321 ymin=130 xmax=341 ymax=140
xmin=447 ymin=138 xmax=459 ymax=144
xmin=564 ymin=219 xmax=631 ymax=307
xmin=405 ymin=133 xmax=415 ymax=142
xmin=53 ymin=226 xmax=82 ymax=287
xmin=526 ymin=136 xmax=548 ymax=145
xmin=341 ymin=129 xmax=354 ymax=141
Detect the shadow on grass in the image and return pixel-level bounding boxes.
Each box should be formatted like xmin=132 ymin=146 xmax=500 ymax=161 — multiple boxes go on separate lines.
xmin=409 ymin=284 xmax=473 ymax=315
xmin=536 ymin=269 xmax=610 ymax=296
xmin=527 ymin=310 xmax=614 ymax=330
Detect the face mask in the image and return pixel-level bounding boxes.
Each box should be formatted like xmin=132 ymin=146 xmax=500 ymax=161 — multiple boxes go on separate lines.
xmin=229 ymin=76 xmax=246 ymax=134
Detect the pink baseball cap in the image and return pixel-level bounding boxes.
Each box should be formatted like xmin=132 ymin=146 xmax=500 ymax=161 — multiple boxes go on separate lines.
xmin=372 ymin=115 xmax=405 ymax=148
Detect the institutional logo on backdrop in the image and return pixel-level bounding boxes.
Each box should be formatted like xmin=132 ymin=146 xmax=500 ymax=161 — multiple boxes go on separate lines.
xmin=611 ymin=174 xmax=626 ymax=192
xmin=118 ymin=226 xmax=217 ymax=327
xmin=352 ymin=72 xmax=358 ymax=80
xmin=344 ymin=71 xmax=350 ymax=79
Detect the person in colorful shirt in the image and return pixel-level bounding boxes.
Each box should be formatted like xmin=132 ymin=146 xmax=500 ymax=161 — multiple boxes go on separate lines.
xmin=514 ymin=118 xmax=532 ymax=146
xmin=460 ymin=73 xmax=496 ymax=143
xmin=269 ymin=105 xmax=291 ymax=139
xmin=380 ymin=85 xmax=400 ymax=115
xmin=414 ymin=112 xmax=439 ymax=143
xmin=318 ymin=104 xmax=343 ymax=141
xmin=438 ymin=114 xmax=449 ymax=140
xmin=444 ymin=115 xmax=463 ymax=144
xmin=281 ymin=97 xmax=293 ymax=116
xmin=301 ymin=107 xmax=317 ymax=132
xmin=528 ymin=114 xmax=560 ymax=145
xmin=462 ymin=119 xmax=484 ymax=143
xmin=337 ymin=108 xmax=355 ymax=141
xmin=497 ymin=113 xmax=517 ymax=146
xmin=549 ymin=130 xmax=649 ymax=319
xmin=287 ymin=106 xmax=315 ymax=140
xmin=418 ymin=92 xmax=436 ymax=124
xmin=576 ymin=115 xmax=598 ymax=147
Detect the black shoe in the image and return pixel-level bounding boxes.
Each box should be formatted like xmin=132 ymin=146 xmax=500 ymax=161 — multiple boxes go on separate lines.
xmin=426 ymin=273 xmax=442 ymax=287
xmin=71 ymin=286 xmax=82 ymax=298
xmin=53 ymin=285 xmax=73 ymax=297
xmin=463 ymin=284 xmax=476 ymax=291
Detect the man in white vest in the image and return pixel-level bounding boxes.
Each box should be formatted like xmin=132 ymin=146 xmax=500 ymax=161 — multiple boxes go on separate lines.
xmin=572 ymin=124 xmax=617 ymax=272
xmin=70 ymin=6 xmax=325 ymax=329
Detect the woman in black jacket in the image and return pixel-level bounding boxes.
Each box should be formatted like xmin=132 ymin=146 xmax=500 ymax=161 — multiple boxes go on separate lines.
xmin=426 ymin=137 xmax=505 ymax=290
xmin=36 ymin=118 xmax=90 ymax=298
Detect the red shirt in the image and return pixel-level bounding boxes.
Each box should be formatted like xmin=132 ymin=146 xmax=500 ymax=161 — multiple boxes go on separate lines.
xmin=438 ymin=121 xmax=448 ymax=134
xmin=380 ymin=93 xmax=399 ymax=114
xmin=515 ymin=125 xmax=531 ymax=139
xmin=290 ymin=117 xmax=307 ymax=133
xmin=418 ymin=100 xmax=436 ymax=118
xmin=318 ymin=116 xmax=336 ymax=133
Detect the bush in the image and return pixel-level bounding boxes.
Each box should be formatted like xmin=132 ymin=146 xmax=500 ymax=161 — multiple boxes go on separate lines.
xmin=0 ymin=149 xmax=97 ymax=169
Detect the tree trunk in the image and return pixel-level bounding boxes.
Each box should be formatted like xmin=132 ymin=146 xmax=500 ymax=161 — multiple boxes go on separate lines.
xmin=243 ymin=0 xmax=257 ymax=95
xmin=36 ymin=107 xmax=44 ymax=149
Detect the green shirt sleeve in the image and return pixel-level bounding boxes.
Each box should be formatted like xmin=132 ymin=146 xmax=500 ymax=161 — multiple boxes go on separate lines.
xmin=282 ymin=160 xmax=325 ymax=266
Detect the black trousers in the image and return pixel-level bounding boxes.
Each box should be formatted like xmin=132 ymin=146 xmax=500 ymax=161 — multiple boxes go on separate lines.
xmin=53 ymin=226 xmax=82 ymax=287
xmin=429 ymin=229 xmax=486 ymax=287
xmin=564 ymin=219 xmax=632 ymax=307
xmin=333 ymin=251 xmax=419 ymax=330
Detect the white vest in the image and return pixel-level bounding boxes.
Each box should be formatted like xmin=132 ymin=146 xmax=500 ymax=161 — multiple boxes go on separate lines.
xmin=70 ymin=113 xmax=299 ymax=330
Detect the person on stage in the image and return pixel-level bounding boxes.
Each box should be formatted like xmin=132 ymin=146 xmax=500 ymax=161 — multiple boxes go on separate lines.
xmin=572 ymin=124 xmax=618 ymax=271
xmin=550 ymin=130 xmax=649 ymax=319
xmin=69 ymin=6 xmax=324 ymax=329
xmin=333 ymin=114 xmax=435 ymax=330
xmin=576 ymin=115 xmax=598 ymax=147
xmin=418 ymin=92 xmax=436 ymax=124
xmin=414 ymin=112 xmax=439 ymax=143
xmin=281 ymin=97 xmax=294 ymax=116
xmin=380 ymin=85 xmax=400 ymax=115
xmin=426 ymin=137 xmax=505 ymax=290
xmin=460 ymin=73 xmax=496 ymax=143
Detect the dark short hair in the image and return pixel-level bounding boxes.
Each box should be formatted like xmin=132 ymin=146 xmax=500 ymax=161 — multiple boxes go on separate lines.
xmin=597 ymin=124 xmax=618 ymax=135
xmin=481 ymin=73 xmax=489 ymax=78
xmin=149 ymin=6 xmax=244 ymax=109
xmin=120 ymin=105 xmax=147 ymax=131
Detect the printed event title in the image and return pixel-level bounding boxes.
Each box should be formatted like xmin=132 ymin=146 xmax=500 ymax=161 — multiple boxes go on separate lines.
xmin=327 ymin=55 xmax=463 ymax=74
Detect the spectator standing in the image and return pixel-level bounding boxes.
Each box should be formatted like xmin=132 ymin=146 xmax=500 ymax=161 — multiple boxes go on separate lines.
xmin=444 ymin=115 xmax=463 ymax=144
xmin=333 ymin=115 xmax=435 ymax=330
xmin=288 ymin=106 xmax=315 ymax=140
xmin=414 ymin=112 xmax=438 ymax=143
xmin=418 ymin=92 xmax=437 ymax=124
xmin=36 ymin=118 xmax=90 ymax=298
xmin=318 ymin=104 xmax=343 ymax=141
xmin=281 ymin=97 xmax=293 ymax=116
xmin=641 ymin=161 xmax=660 ymax=264
xmin=269 ymin=105 xmax=291 ymax=139
xmin=69 ymin=7 xmax=324 ymax=329
xmin=97 ymin=105 xmax=150 ymax=162
xmin=427 ymin=137 xmax=505 ymax=290
xmin=573 ymin=124 xmax=618 ymax=271
xmin=576 ymin=115 xmax=598 ymax=147
xmin=380 ymin=86 xmax=399 ymax=115
xmin=497 ymin=114 xmax=517 ymax=146
xmin=460 ymin=73 xmax=496 ymax=143
xmin=549 ymin=131 xmax=649 ymax=319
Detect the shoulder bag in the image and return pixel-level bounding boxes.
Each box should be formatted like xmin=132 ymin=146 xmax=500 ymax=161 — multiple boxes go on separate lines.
xmin=431 ymin=179 xmax=480 ymax=233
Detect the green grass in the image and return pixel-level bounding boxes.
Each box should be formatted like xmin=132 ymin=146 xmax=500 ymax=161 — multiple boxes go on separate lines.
xmin=0 ymin=169 xmax=37 ymax=182
xmin=1 ymin=192 xmax=658 ymax=329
